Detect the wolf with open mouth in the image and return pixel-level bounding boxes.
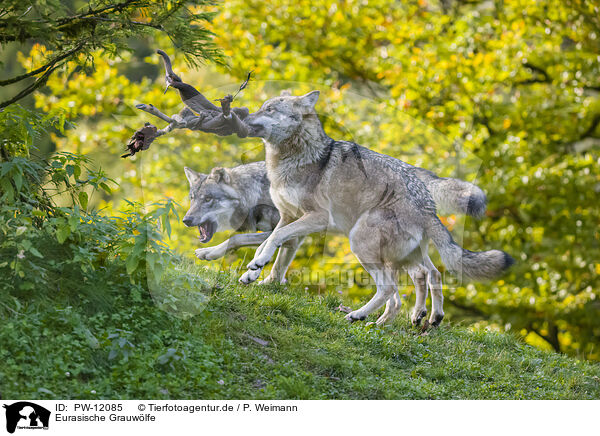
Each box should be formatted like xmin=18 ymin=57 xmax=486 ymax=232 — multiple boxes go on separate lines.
xmin=183 ymin=162 xmax=279 ymax=245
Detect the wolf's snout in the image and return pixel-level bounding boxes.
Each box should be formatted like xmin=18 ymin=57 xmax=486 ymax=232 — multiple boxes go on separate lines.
xmin=245 ymin=119 xmax=262 ymax=129
xmin=244 ymin=114 xmax=264 ymax=135
xmin=183 ymin=216 xmax=196 ymax=227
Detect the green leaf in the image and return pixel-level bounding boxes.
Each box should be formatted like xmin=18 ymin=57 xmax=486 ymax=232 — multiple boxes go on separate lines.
xmin=1 ymin=162 xmax=13 ymax=177
xmin=29 ymin=247 xmax=43 ymax=258
xmin=68 ymin=215 xmax=79 ymax=231
xmin=99 ymin=182 xmax=111 ymax=194
xmin=37 ymin=387 xmax=56 ymax=396
xmin=162 ymin=214 xmax=171 ymax=238
xmin=79 ymin=191 xmax=88 ymax=210
xmin=1 ymin=179 xmax=14 ymax=201
xmin=13 ymin=170 xmax=23 ymax=192
xmin=56 ymin=225 xmax=71 ymax=244
xmin=126 ymin=254 xmax=140 ymax=275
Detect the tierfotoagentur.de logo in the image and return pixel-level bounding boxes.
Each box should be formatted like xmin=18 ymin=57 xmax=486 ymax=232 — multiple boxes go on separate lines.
xmin=2 ymin=402 xmax=50 ymax=434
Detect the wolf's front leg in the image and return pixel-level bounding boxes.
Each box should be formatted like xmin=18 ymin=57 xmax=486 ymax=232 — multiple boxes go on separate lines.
xmin=195 ymin=232 xmax=270 ymax=261
xmin=240 ymin=212 xmax=328 ymax=284
xmin=239 ymin=268 xmax=263 ymax=284
xmin=258 ymin=237 xmax=303 ymax=285
xmin=194 ymin=246 xmax=226 ymax=261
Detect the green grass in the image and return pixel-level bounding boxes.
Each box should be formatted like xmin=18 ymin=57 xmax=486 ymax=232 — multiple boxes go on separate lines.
xmin=1 ymin=259 xmax=599 ymax=400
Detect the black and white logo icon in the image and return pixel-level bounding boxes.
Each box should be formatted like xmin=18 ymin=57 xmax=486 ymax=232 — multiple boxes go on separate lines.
xmin=3 ymin=402 xmax=50 ymax=434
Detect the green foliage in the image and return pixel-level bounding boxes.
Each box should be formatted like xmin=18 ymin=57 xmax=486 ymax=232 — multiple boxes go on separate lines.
xmin=0 ymin=0 xmax=221 ymax=108
xmin=0 ymin=106 xmax=182 ymax=308
xmin=0 ymin=104 xmax=69 ymax=157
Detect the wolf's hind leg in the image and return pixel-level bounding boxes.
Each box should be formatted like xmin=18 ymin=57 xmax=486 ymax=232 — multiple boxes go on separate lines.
xmin=345 ymin=210 xmax=417 ymax=323
xmin=423 ymin=254 xmax=444 ymax=326
xmin=239 ymin=268 xmax=262 ymax=284
xmin=375 ymin=288 xmax=402 ymax=326
xmin=409 ymin=265 xmax=429 ymax=326
xmin=345 ymin=263 xmax=398 ymax=323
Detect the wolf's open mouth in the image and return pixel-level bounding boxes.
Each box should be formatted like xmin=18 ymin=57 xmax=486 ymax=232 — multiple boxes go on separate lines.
xmin=197 ymin=220 xmax=217 ymax=243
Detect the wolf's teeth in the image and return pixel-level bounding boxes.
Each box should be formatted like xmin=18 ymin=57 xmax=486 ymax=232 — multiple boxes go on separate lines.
xmin=198 ymin=225 xmax=207 ymax=241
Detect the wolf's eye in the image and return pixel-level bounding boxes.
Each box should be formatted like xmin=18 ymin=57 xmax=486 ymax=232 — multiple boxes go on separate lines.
xmin=266 ymin=107 xmax=273 ymax=113
xmin=204 ymin=195 xmax=213 ymax=203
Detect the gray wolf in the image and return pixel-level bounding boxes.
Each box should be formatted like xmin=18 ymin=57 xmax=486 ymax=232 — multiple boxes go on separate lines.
xmin=234 ymin=90 xmax=513 ymax=325
xmin=184 ymin=157 xmax=488 ymax=326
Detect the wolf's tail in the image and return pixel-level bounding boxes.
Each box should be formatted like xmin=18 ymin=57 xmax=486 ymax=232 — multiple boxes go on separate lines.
xmin=415 ymin=169 xmax=487 ymax=217
xmin=425 ymin=215 xmax=514 ymax=280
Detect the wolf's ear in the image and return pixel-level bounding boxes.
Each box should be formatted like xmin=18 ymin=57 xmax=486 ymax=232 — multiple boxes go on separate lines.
xmin=280 ymin=89 xmax=292 ymax=96
xmin=299 ymin=90 xmax=320 ymax=109
xmin=184 ymin=167 xmax=206 ymax=186
xmin=209 ymin=167 xmax=231 ymax=184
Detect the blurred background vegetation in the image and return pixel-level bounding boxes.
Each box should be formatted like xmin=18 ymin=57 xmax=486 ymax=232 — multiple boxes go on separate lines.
xmin=1 ymin=0 xmax=599 ymax=360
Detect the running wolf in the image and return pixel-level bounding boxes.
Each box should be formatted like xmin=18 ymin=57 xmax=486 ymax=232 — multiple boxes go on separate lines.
xmin=184 ymin=158 xmax=488 ymax=326
xmin=234 ymin=90 xmax=513 ymax=325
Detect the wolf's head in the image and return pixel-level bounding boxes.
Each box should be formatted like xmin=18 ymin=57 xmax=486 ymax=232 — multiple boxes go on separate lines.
xmin=246 ymin=90 xmax=321 ymax=145
xmin=182 ymin=166 xmax=241 ymax=243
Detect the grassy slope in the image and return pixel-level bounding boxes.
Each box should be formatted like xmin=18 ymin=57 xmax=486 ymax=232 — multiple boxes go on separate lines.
xmin=1 ymin=260 xmax=599 ymax=400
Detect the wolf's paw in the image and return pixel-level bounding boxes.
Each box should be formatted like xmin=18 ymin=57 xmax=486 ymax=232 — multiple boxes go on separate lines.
xmin=194 ymin=247 xmax=223 ymax=261
xmin=258 ymin=276 xmax=287 ymax=286
xmin=247 ymin=256 xmax=269 ymax=271
xmin=239 ymin=268 xmax=262 ymax=285
xmin=375 ymin=312 xmax=398 ymax=326
xmin=345 ymin=311 xmax=367 ymax=323
xmin=247 ymin=246 xmax=277 ymax=271
xmin=429 ymin=312 xmax=444 ymax=327
xmin=411 ymin=308 xmax=428 ymax=326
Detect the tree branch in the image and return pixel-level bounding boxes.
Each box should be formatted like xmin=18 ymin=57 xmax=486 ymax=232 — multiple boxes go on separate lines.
xmin=0 ymin=63 xmax=61 ymax=109
xmin=122 ymin=50 xmax=254 ymax=158
xmin=566 ymin=113 xmax=600 ymax=152
xmin=135 ymin=104 xmax=174 ymax=123
xmin=530 ymin=323 xmax=561 ymax=353
xmin=447 ymin=299 xmax=487 ymax=318
xmin=79 ymin=16 xmax=165 ymax=31
xmin=581 ymin=113 xmax=600 ymax=139
xmin=55 ymin=0 xmax=141 ymax=26
xmin=513 ymin=62 xmax=551 ymax=86
xmin=0 ymin=42 xmax=85 ymax=87
xmin=0 ymin=1 xmax=143 ymax=43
